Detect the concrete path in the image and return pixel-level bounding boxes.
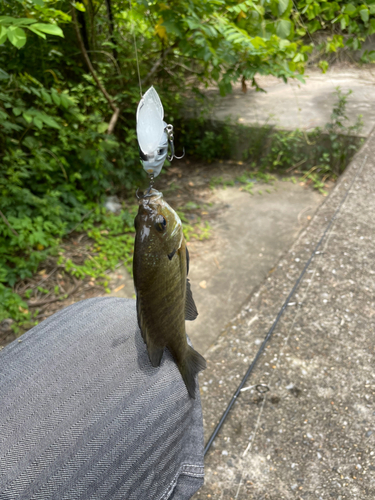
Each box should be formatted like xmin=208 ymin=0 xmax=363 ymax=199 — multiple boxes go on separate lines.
xmin=186 ymin=181 xmax=322 ymax=354
xmin=109 ymin=179 xmax=323 ymax=355
xmin=210 ymin=67 xmax=375 ymax=136
xmin=194 ymin=130 xmax=375 ymax=499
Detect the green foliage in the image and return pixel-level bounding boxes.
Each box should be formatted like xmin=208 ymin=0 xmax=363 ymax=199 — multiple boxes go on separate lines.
xmin=177 ymin=209 xmax=212 ymax=242
xmin=260 ymin=88 xmax=363 ymax=185
xmin=295 ymin=0 xmax=375 ymax=63
xmin=0 ymin=15 xmax=64 ymax=49
xmin=58 ymin=207 xmax=136 ymax=285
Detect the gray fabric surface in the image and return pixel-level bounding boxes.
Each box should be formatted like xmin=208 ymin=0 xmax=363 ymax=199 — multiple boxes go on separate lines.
xmin=0 ymin=297 xmax=204 ymax=499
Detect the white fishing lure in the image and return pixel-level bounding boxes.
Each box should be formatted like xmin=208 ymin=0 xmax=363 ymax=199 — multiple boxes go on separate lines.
xmin=136 ymin=86 xmax=183 ymax=178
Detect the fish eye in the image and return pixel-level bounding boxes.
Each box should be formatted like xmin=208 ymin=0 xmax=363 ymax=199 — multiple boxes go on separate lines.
xmin=155 ymin=215 xmax=167 ymax=232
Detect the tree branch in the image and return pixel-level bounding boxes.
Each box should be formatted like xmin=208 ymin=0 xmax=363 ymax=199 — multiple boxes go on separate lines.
xmin=72 ymin=6 xmax=120 ymax=133
xmin=107 ymin=106 xmax=120 ymax=135
xmin=141 ymin=45 xmax=174 ymax=86
xmin=0 ymin=210 xmax=19 ymax=237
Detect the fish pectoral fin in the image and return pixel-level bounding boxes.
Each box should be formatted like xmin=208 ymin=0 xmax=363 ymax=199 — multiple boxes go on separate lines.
xmin=168 ymin=248 xmax=177 ymax=260
xmin=136 ymin=293 xmax=165 ymax=367
xmin=185 ymin=279 xmax=198 ymax=321
xmin=147 ymin=341 xmax=165 ymax=367
xmin=136 ymin=292 xmax=147 ymax=343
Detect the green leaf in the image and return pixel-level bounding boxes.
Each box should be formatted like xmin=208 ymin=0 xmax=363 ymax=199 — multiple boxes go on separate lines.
xmin=97 ymin=122 xmax=108 ymax=133
xmin=7 ymin=26 xmax=27 ymax=48
xmin=276 ymin=19 xmax=291 ymax=38
xmin=13 ymin=18 xmax=38 ymax=26
xmin=340 ymin=14 xmax=349 ymax=30
xmin=27 ymin=26 xmax=46 ymax=39
xmin=0 ymin=68 xmax=9 ymax=79
xmin=343 ymin=3 xmax=356 ymax=15
xmin=293 ymin=52 xmax=304 ymax=62
xmin=73 ymin=2 xmax=86 ymax=12
xmin=31 ymin=23 xmax=64 ymax=38
xmin=41 ymin=90 xmax=52 ymax=104
xmin=278 ymin=0 xmax=289 ymax=16
xmin=13 ymin=107 xmax=23 ymax=116
xmin=31 ymin=0 xmax=45 ymax=5
xmin=0 ymin=16 xmax=17 ymax=25
xmin=51 ymin=89 xmax=61 ymax=106
xmin=60 ymin=94 xmax=72 ymax=109
xmin=307 ymin=19 xmax=321 ymax=34
xmin=0 ymin=26 xmax=7 ymax=44
xmin=22 ymin=112 xmax=33 ymax=123
xmin=39 ymin=113 xmax=60 ymax=129
xmin=318 ymin=60 xmax=329 ymax=73
xmin=359 ymin=8 xmax=369 ymax=23
xmin=33 ymin=117 xmax=43 ymax=129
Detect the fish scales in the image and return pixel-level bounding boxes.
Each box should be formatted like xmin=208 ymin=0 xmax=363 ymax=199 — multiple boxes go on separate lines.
xmin=133 ymin=189 xmax=206 ymax=398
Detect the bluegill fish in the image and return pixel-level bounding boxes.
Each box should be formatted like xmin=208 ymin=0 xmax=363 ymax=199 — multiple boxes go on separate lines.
xmin=133 ymin=189 xmax=206 ymax=398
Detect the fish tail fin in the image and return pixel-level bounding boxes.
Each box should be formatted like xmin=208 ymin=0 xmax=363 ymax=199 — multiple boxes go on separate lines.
xmin=177 ymin=346 xmax=207 ymax=399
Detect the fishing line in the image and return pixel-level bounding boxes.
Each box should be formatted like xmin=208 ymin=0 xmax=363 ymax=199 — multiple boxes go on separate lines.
xmin=128 ymin=0 xmax=142 ymax=97
xmin=204 ymin=153 xmax=368 ymax=456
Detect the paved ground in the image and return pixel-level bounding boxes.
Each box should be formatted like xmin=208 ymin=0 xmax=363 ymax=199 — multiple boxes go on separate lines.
xmin=193 ymin=129 xmax=375 ymax=499
xmin=186 ymin=181 xmax=322 ymax=354
xmin=210 ymin=67 xmax=375 ymax=136
xmin=109 ymin=180 xmax=323 ymax=355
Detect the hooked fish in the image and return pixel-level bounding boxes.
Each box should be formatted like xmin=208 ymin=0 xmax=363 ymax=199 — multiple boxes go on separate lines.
xmin=133 ymin=188 xmax=206 ymax=398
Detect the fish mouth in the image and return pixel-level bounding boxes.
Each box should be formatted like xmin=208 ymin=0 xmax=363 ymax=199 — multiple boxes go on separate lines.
xmin=136 ymin=188 xmax=163 ymax=203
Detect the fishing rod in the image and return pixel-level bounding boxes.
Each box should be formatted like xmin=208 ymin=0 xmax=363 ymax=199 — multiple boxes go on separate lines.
xmin=204 ymin=153 xmax=368 ymax=456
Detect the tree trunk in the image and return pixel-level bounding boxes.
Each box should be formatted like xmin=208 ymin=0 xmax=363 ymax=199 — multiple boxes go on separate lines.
xmin=104 ymin=0 xmax=118 ymax=61
xmin=77 ymin=11 xmax=90 ymax=53
xmin=72 ymin=7 xmax=120 ymax=134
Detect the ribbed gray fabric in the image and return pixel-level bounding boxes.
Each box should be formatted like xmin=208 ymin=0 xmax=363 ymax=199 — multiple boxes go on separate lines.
xmin=0 ymin=297 xmax=204 ymax=500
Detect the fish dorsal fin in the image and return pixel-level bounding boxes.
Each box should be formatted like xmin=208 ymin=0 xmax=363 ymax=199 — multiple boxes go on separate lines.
xmin=185 ymin=279 xmax=198 ymax=321
xmin=136 ymin=292 xmax=164 ymax=367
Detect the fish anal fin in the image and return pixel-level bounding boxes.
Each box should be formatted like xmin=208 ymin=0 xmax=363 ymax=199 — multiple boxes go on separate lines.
xmin=136 ymin=292 xmax=164 ymax=367
xmin=177 ymin=345 xmax=206 ymax=398
xmin=185 ymin=279 xmax=198 ymax=321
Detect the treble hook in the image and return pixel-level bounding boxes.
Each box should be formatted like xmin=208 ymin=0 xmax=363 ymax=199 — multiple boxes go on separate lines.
xmin=166 ymin=124 xmax=185 ymax=161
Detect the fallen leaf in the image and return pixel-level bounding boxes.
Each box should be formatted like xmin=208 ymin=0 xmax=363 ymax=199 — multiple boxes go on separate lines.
xmin=199 ymin=280 xmax=207 ymax=289
xmin=114 ymin=284 xmax=125 ymax=293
